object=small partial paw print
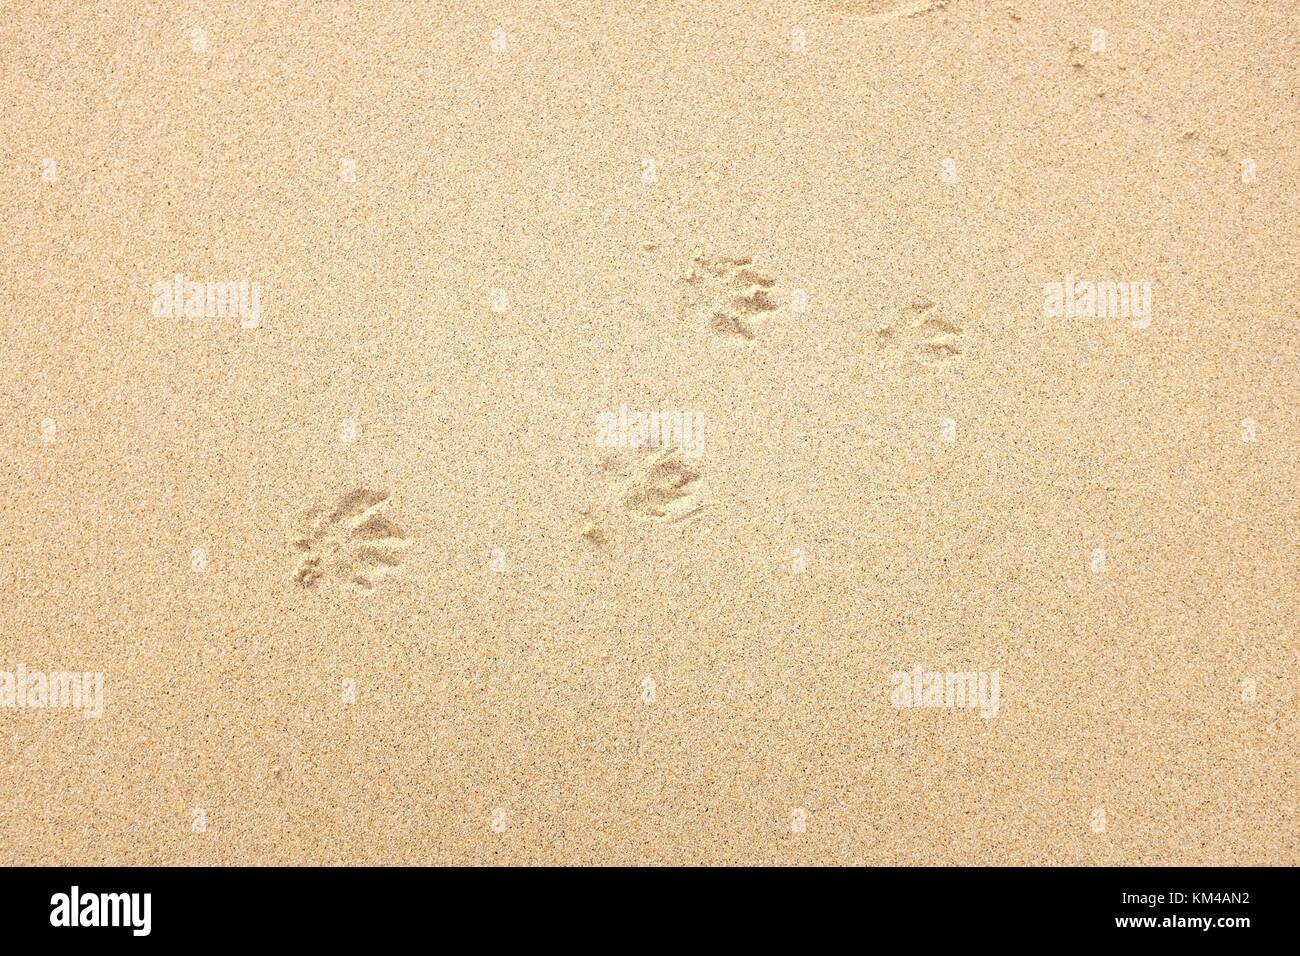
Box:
[291,488,411,591]
[682,253,777,341]
[620,447,704,523]
[580,447,704,544]
[875,298,963,367]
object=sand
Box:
[1,0,1296,866]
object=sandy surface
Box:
[2,0,1296,865]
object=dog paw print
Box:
[620,447,704,523]
[291,488,411,591]
[875,298,963,367]
[580,447,704,544]
[682,253,777,342]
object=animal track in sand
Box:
[580,447,704,545]
[681,254,778,342]
[291,488,411,591]
[875,298,963,368]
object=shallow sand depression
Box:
[1,0,1296,865]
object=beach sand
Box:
[1,0,1296,865]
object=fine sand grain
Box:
[1,0,1297,865]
